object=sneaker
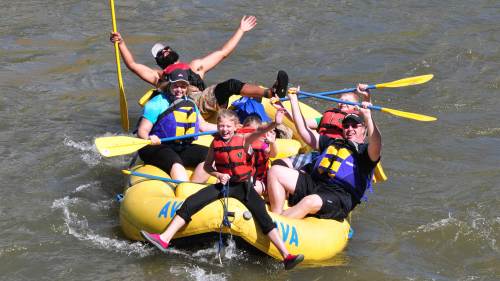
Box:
[271,70,289,98]
[140,230,169,253]
[283,254,304,270]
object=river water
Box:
[1,0,499,280]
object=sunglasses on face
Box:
[342,122,363,129]
[156,46,172,57]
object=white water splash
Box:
[73,181,99,193]
[51,195,153,257]
[63,136,102,167]
[170,265,227,281]
[414,213,459,233]
[0,245,28,258]
[404,212,498,251]
[458,276,481,281]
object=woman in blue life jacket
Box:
[137,68,217,182]
[266,79,382,221]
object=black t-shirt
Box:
[315,135,379,202]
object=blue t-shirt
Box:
[143,92,201,124]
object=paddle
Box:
[297,90,437,122]
[109,0,129,132]
[95,130,217,157]
[279,74,434,101]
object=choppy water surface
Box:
[1,0,499,280]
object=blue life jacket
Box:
[150,98,200,142]
[312,139,374,203]
[231,97,271,124]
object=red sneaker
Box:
[140,230,169,253]
[283,254,304,270]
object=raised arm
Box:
[244,108,284,148]
[287,88,321,150]
[356,84,382,161]
[265,130,278,158]
[271,97,318,130]
[189,16,257,78]
[110,32,161,86]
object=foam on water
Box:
[63,136,102,167]
[51,182,154,257]
[170,265,227,281]
[404,211,498,252]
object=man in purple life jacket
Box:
[266,82,382,221]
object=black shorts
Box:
[138,143,209,173]
[289,172,353,221]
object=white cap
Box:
[151,43,165,58]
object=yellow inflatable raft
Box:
[119,90,387,261]
[120,164,351,261]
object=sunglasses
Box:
[156,46,172,57]
[342,122,363,129]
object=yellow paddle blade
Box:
[379,107,437,122]
[376,74,434,88]
[95,136,151,157]
[373,162,388,183]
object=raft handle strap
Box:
[217,183,233,264]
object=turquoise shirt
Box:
[143,92,201,124]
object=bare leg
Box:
[159,215,186,243]
[190,162,210,183]
[282,194,322,219]
[240,83,269,98]
[267,228,289,258]
[170,163,188,181]
[266,165,299,214]
[276,157,293,168]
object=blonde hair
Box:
[339,92,359,102]
[217,109,240,125]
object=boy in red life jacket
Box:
[240,115,278,195]
[140,109,304,270]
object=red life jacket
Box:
[251,140,269,181]
[161,62,206,91]
[317,108,346,139]
[236,127,269,181]
[162,62,190,76]
[212,134,254,183]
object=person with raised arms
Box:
[137,68,216,182]
[272,91,362,170]
[266,79,382,220]
[140,109,304,270]
[109,15,288,121]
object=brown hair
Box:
[242,115,262,127]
